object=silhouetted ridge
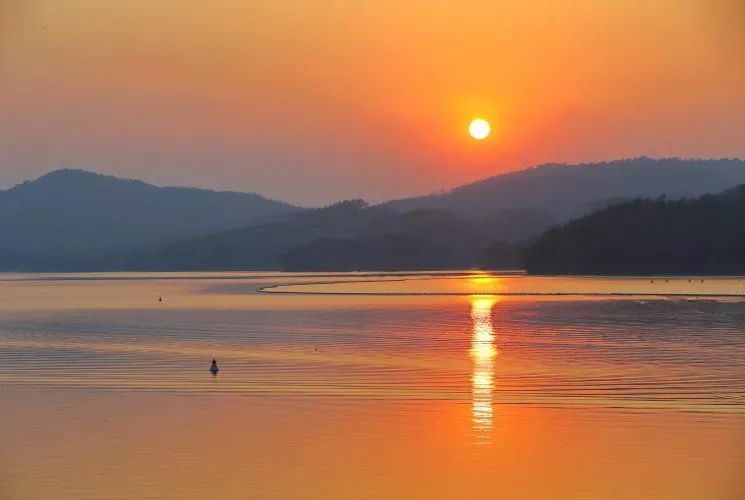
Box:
[523,184,745,275]
[0,169,299,271]
[130,201,538,271]
[3,159,744,272]
[380,158,745,220]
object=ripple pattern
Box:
[1,281,743,413]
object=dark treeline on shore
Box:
[523,184,745,275]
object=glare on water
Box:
[0,272,743,499]
[470,297,498,441]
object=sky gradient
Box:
[1,0,744,205]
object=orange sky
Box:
[1,0,743,205]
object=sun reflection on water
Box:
[470,296,498,443]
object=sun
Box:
[468,118,491,140]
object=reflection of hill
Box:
[524,185,745,275]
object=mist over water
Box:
[1,273,743,499]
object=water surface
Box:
[1,273,743,499]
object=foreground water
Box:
[0,272,743,499]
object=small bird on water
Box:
[209,359,219,375]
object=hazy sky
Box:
[1,0,743,205]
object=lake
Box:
[1,272,743,499]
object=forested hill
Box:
[523,185,745,275]
[129,201,551,271]
[380,157,745,220]
[0,169,299,271]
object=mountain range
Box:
[1,158,744,271]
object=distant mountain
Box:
[281,207,543,271]
[4,158,744,272]
[131,200,372,270]
[523,184,745,275]
[0,169,299,270]
[130,201,538,271]
[380,158,745,220]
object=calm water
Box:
[0,273,743,499]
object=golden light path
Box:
[470,296,498,442]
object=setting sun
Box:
[469,119,491,140]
